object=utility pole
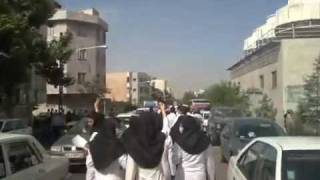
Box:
[58,59,63,113]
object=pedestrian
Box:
[66,111,72,123]
[167,106,177,129]
[85,97,127,180]
[170,115,213,180]
[51,111,65,141]
[284,110,294,135]
[121,111,171,180]
[87,114,127,180]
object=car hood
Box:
[53,134,90,146]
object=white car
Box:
[0,133,69,180]
[0,118,32,135]
[227,137,320,180]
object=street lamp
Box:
[78,45,108,51]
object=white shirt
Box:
[173,145,214,180]
[166,113,177,129]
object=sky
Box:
[58,0,287,97]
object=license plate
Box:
[65,152,84,159]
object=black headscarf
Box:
[121,112,166,169]
[89,116,125,172]
[170,115,210,155]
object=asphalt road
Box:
[67,146,228,180]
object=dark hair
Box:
[178,105,189,115]
[170,106,176,113]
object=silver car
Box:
[0,118,32,135]
[220,117,286,163]
[50,118,90,166]
[0,133,69,180]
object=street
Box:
[68,146,228,180]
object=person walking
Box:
[122,112,171,180]
[170,115,214,180]
[166,106,177,129]
[88,116,127,180]
[85,98,127,180]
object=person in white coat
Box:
[86,111,127,180]
[121,112,171,180]
[170,115,214,180]
[166,106,177,129]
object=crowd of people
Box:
[83,98,214,180]
[33,108,86,147]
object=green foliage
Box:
[78,77,106,97]
[182,91,196,105]
[204,81,250,111]
[254,94,277,120]
[0,0,55,116]
[298,55,320,123]
[37,32,74,88]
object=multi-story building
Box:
[151,79,168,92]
[106,72,152,106]
[46,8,108,111]
[228,0,320,125]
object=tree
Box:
[78,77,107,97]
[0,0,55,116]
[37,32,74,111]
[298,55,320,123]
[182,91,196,105]
[254,94,277,120]
[204,81,250,112]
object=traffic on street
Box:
[2,0,320,180]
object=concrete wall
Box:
[106,72,129,102]
[232,44,284,124]
[231,38,320,126]
[281,38,320,111]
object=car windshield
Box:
[2,120,27,132]
[237,122,283,138]
[215,108,242,117]
[67,119,90,135]
[282,150,320,180]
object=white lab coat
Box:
[174,145,214,180]
[166,113,178,129]
[86,132,127,180]
[125,139,173,180]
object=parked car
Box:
[0,118,32,135]
[0,133,69,180]
[50,118,91,166]
[208,107,243,145]
[220,118,285,162]
[227,137,320,180]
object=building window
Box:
[48,27,54,37]
[272,71,277,89]
[126,77,130,82]
[259,75,264,89]
[77,73,86,84]
[133,88,137,92]
[133,78,137,82]
[78,49,87,61]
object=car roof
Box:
[0,118,24,122]
[228,117,275,125]
[256,137,320,150]
[0,133,31,141]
